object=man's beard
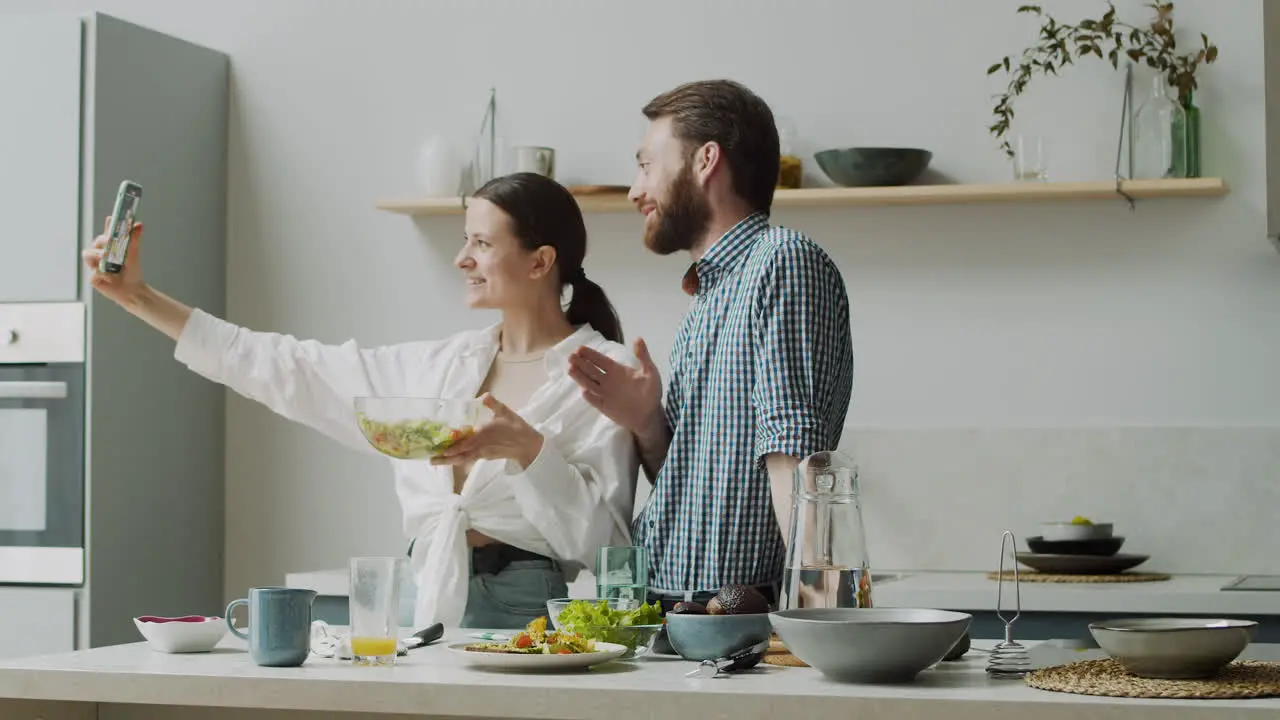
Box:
[644,164,711,256]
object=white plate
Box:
[447,641,628,671]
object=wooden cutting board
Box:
[763,635,808,667]
[567,184,629,196]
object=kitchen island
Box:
[1,632,1277,719]
[287,568,1280,642]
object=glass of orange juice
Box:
[349,556,405,666]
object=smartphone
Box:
[99,180,143,274]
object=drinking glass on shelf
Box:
[349,556,405,666]
[1012,135,1048,182]
[595,545,649,602]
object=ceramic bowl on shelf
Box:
[1040,519,1113,541]
[133,615,227,653]
[353,396,489,460]
[1089,617,1257,679]
[813,147,932,187]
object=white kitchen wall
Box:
[4,0,1276,599]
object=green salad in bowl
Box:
[546,598,664,658]
[353,397,487,460]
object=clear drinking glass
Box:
[1012,135,1048,182]
[595,546,649,602]
[349,556,405,666]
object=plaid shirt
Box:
[632,213,854,594]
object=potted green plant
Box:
[986,2,1218,177]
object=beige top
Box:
[452,350,548,493]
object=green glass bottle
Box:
[1178,89,1201,178]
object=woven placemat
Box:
[1028,659,1280,699]
[762,637,808,667]
[987,570,1171,583]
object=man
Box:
[568,79,854,610]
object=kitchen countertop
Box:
[2,632,1278,719]
[872,571,1280,616]
[286,568,1280,616]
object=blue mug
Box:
[226,587,317,667]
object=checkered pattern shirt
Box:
[632,213,854,594]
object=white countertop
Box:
[2,633,1278,719]
[286,568,1280,616]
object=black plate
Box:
[1025,535,1125,556]
[1015,552,1149,575]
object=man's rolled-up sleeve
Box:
[751,238,854,462]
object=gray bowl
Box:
[814,147,932,187]
[770,608,971,684]
[1089,618,1258,679]
[663,612,772,662]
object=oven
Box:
[0,303,86,585]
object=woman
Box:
[83,172,640,629]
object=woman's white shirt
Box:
[172,309,639,627]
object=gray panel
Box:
[0,15,83,302]
[84,13,228,648]
[1266,2,1280,245]
[0,587,76,659]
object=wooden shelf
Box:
[374,177,1229,217]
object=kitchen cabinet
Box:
[0,11,229,653]
[0,15,83,302]
[0,588,75,660]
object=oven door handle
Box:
[0,381,68,399]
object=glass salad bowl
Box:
[546,598,665,659]
[353,397,489,460]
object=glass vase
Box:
[1132,76,1188,180]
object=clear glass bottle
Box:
[776,115,803,189]
[1179,89,1201,178]
[1132,76,1188,179]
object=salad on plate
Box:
[465,617,596,655]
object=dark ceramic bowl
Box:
[1026,535,1126,556]
[814,147,933,187]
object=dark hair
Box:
[642,79,780,216]
[472,172,624,344]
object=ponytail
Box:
[565,273,624,344]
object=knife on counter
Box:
[401,622,445,652]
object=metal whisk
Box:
[986,529,1032,679]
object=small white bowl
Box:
[1089,617,1257,679]
[1040,520,1113,541]
[133,615,227,653]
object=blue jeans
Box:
[463,558,568,629]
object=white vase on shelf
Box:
[415,135,462,198]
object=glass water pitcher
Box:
[780,450,873,610]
